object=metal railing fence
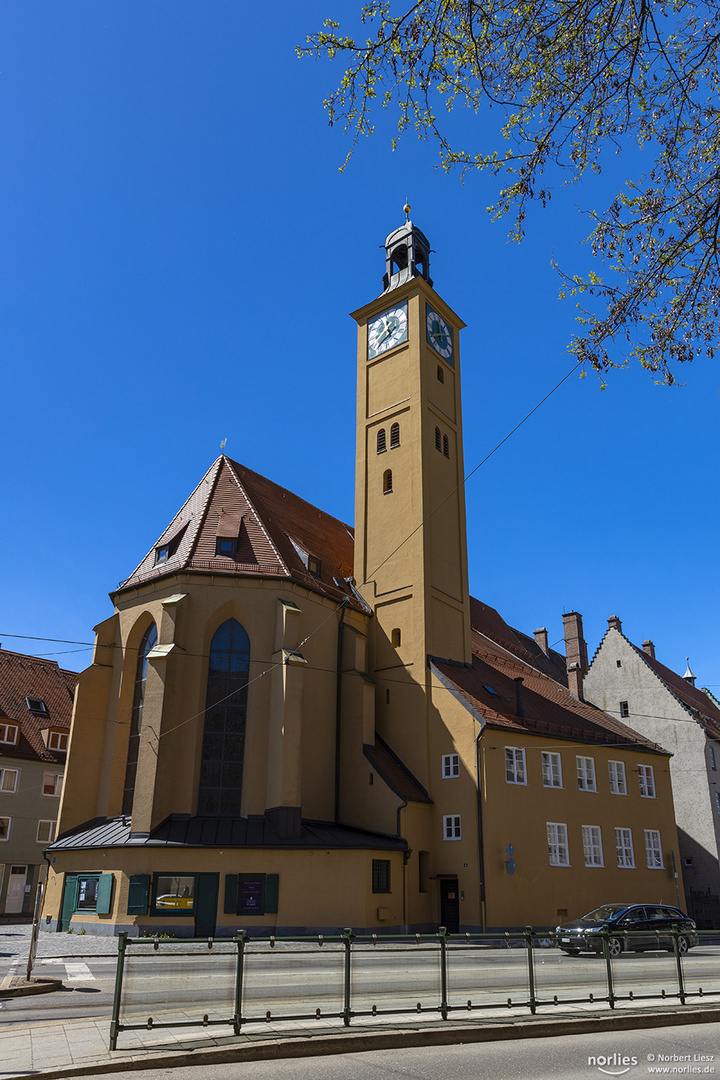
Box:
[108,926,720,1050]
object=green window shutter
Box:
[127,875,151,916]
[224,874,239,915]
[265,874,279,914]
[96,874,114,915]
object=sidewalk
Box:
[2,923,720,1078]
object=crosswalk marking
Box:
[65,962,95,982]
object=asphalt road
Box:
[64,1021,720,1080]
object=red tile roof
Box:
[0,648,75,764]
[433,630,666,754]
[116,457,367,611]
[630,646,720,740]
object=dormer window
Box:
[154,523,188,566]
[26,697,47,715]
[0,722,19,745]
[215,537,237,558]
[155,545,169,565]
[48,731,68,752]
[308,556,321,577]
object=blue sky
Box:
[2,1,718,690]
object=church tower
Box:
[352,210,472,783]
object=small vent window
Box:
[435,427,442,452]
[377,428,387,454]
[383,470,393,494]
[372,858,391,893]
[391,628,401,648]
[620,700,629,718]
[443,433,450,458]
[437,365,444,383]
[26,697,47,715]
[390,423,400,448]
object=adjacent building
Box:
[584,617,720,926]
[43,218,685,935]
[0,648,75,915]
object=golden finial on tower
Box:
[403,200,411,222]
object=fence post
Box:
[342,928,353,1026]
[233,931,247,1035]
[525,927,537,1015]
[671,924,686,1005]
[600,928,616,1009]
[109,932,128,1051]
[438,925,448,1020]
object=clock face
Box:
[426,305,453,364]
[368,302,408,359]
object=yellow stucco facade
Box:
[44,218,684,936]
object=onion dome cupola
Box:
[382,202,433,293]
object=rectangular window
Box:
[0,768,19,793]
[576,756,597,792]
[582,825,604,867]
[42,772,62,797]
[442,753,459,778]
[505,747,526,785]
[215,537,237,557]
[710,745,717,771]
[0,723,19,745]
[541,751,563,788]
[25,697,47,715]
[620,701,630,718]
[615,827,635,868]
[153,875,195,914]
[0,817,11,841]
[443,815,461,840]
[372,859,391,893]
[76,876,100,910]
[645,829,664,868]
[638,764,656,798]
[608,760,627,795]
[547,822,570,866]
[715,792,720,815]
[48,731,68,752]
[36,820,55,844]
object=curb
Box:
[24,1003,720,1079]
[0,976,64,999]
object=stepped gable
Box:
[434,632,666,753]
[631,646,720,740]
[116,457,363,608]
[0,648,75,763]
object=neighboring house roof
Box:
[49,814,407,851]
[0,648,75,764]
[432,625,667,755]
[470,598,568,685]
[116,456,369,612]
[610,636,720,741]
[364,736,432,803]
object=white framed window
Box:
[541,751,563,788]
[576,756,597,792]
[48,731,68,752]
[505,747,526,785]
[615,827,635,868]
[547,822,570,866]
[582,825,604,867]
[36,820,55,844]
[442,754,459,778]
[645,829,663,868]
[0,817,10,841]
[443,815,461,840]
[0,723,19,745]
[0,768,19,793]
[638,764,656,798]
[42,773,62,797]
[608,760,627,795]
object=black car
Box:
[556,903,698,957]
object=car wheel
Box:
[676,936,689,955]
[607,936,623,958]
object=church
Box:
[44,217,683,935]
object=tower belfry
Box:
[382,208,433,293]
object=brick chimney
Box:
[563,611,588,701]
[643,640,656,659]
[608,615,622,633]
[534,627,549,655]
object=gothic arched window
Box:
[122,623,158,816]
[197,618,250,816]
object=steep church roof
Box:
[116,456,367,611]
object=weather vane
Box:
[220,438,227,452]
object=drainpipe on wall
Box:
[334,598,349,824]
[475,734,487,932]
